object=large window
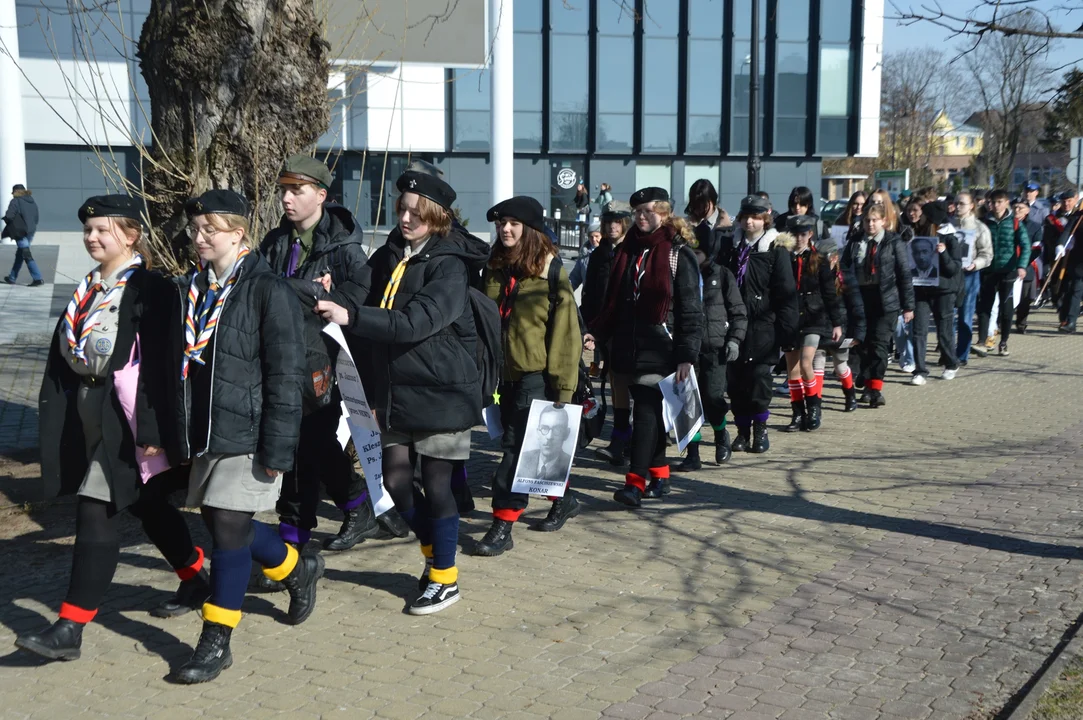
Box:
[596,3,635,152]
[515,3,543,151]
[641,4,679,153]
[818,0,853,154]
[731,0,766,154]
[550,3,589,152]
[774,0,810,154]
[453,69,491,151]
[686,0,725,154]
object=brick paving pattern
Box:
[0,310,1081,719]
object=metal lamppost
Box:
[746,0,761,194]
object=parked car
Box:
[819,199,849,227]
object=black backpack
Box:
[284,279,340,416]
[466,286,504,408]
[545,259,606,447]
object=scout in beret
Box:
[630,186,669,208]
[396,170,457,212]
[17,193,206,664]
[738,194,773,218]
[786,214,818,234]
[486,195,547,234]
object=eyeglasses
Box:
[186,224,220,240]
[537,426,562,436]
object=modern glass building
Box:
[12,0,882,233]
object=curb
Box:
[1003,610,1083,720]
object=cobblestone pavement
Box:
[1,309,1082,720]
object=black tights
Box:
[200,506,254,550]
[628,385,668,478]
[382,445,457,519]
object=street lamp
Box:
[747,0,761,194]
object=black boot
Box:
[715,429,732,464]
[531,493,581,532]
[784,401,806,432]
[750,421,770,454]
[674,442,702,472]
[280,552,325,625]
[15,619,83,661]
[252,574,285,593]
[596,432,629,466]
[859,388,873,404]
[731,426,751,452]
[323,497,381,551]
[172,622,233,684]
[843,387,858,412]
[374,507,411,539]
[644,476,672,499]
[151,569,212,618]
[613,485,643,508]
[804,396,822,431]
[869,390,886,408]
[474,519,514,556]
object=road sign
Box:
[1068,158,1081,189]
[1071,137,1082,159]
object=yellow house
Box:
[932,111,983,156]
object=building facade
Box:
[13,0,883,233]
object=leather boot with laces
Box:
[531,493,581,532]
[172,622,233,684]
[15,619,83,661]
[731,426,751,452]
[613,485,643,507]
[473,519,514,556]
[323,497,380,551]
[843,387,858,412]
[674,442,702,472]
[151,569,212,618]
[715,429,732,464]
[750,421,770,453]
[374,507,410,539]
[784,401,806,432]
[804,396,822,431]
[280,552,325,625]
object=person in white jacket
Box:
[953,192,994,363]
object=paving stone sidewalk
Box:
[0,310,1082,720]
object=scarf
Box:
[181,248,250,379]
[62,255,143,364]
[594,224,677,335]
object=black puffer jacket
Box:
[580,238,619,328]
[173,253,306,471]
[719,228,799,364]
[592,226,704,379]
[332,227,490,434]
[695,219,747,354]
[841,230,916,314]
[39,269,175,510]
[260,203,369,285]
[776,233,844,339]
[837,262,866,345]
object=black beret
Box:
[630,187,669,207]
[817,237,839,257]
[78,194,144,225]
[601,200,633,219]
[186,189,251,218]
[487,196,547,234]
[922,200,950,227]
[397,170,457,210]
[279,154,333,189]
[739,195,772,215]
[787,214,818,233]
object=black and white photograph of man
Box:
[910,236,940,287]
[513,401,581,490]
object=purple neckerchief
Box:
[285,239,302,277]
[736,238,754,286]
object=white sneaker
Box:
[941,368,957,380]
[910,374,926,386]
[901,363,916,374]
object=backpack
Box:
[545,258,606,447]
[466,286,504,408]
[284,279,340,416]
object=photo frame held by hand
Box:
[909,236,940,287]
[511,400,582,498]
[659,367,705,454]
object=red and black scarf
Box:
[593,224,677,336]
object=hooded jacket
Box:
[332,227,490,434]
[955,213,994,272]
[840,229,915,315]
[260,203,368,285]
[3,194,38,238]
[694,219,747,354]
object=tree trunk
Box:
[137,0,330,272]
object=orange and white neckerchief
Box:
[61,255,143,364]
[181,248,249,379]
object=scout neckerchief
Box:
[736,236,754,287]
[380,256,410,309]
[62,254,143,364]
[632,248,650,302]
[181,247,250,379]
[498,271,520,328]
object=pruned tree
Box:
[1042,67,1083,152]
[964,9,1054,187]
[137,0,332,262]
[889,0,1083,53]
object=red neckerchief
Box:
[499,274,518,325]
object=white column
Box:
[489,0,514,206]
[0,0,26,196]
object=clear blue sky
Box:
[882,1,1082,77]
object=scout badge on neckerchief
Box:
[61,254,143,364]
[181,247,250,379]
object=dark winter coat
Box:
[718,228,799,365]
[3,195,38,239]
[837,262,866,345]
[776,234,844,339]
[1063,211,1083,280]
[38,269,175,509]
[260,203,369,285]
[580,238,619,328]
[173,253,306,472]
[841,230,915,315]
[694,217,747,354]
[593,234,704,379]
[332,227,490,434]
[1020,216,1043,282]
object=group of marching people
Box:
[14,150,1082,685]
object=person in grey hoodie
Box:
[953,192,993,363]
[3,184,43,286]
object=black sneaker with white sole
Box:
[409,581,460,615]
